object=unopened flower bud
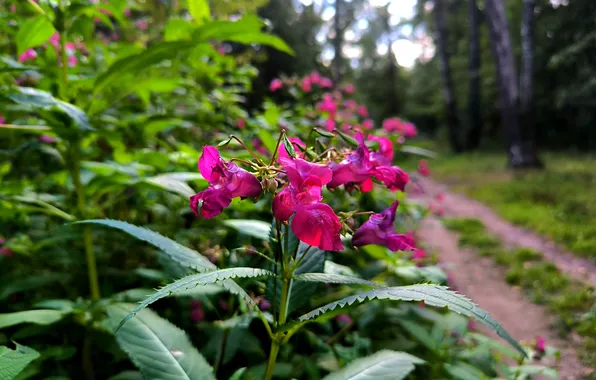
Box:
[262,178,278,193]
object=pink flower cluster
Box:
[189,132,413,253]
[0,237,12,257]
[18,32,82,67]
[269,71,333,93]
[382,117,417,137]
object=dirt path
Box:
[415,177,596,287]
[411,180,589,379]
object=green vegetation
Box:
[433,152,596,260]
[444,217,596,368]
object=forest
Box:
[0,0,594,379]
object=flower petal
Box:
[292,203,343,251]
[190,188,232,219]
[198,146,222,183]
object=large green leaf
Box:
[116,268,272,330]
[0,310,65,329]
[294,285,526,357]
[323,350,424,380]
[76,220,215,272]
[4,87,92,131]
[224,219,271,240]
[293,273,379,287]
[92,41,196,96]
[444,362,490,380]
[0,343,40,380]
[105,303,215,380]
[188,0,210,24]
[142,173,204,198]
[16,16,56,55]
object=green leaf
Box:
[400,145,437,158]
[336,130,359,147]
[313,128,335,138]
[229,368,247,380]
[0,342,40,380]
[143,173,201,198]
[444,362,490,380]
[116,268,272,330]
[188,0,210,24]
[257,129,277,153]
[323,350,424,380]
[293,273,378,287]
[295,285,527,357]
[282,134,296,158]
[16,16,56,55]
[0,273,67,301]
[4,87,92,131]
[0,310,65,329]
[164,18,194,41]
[93,41,196,96]
[224,219,271,240]
[104,303,215,380]
[507,365,557,379]
[76,219,216,272]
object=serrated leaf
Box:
[188,0,210,24]
[0,310,65,329]
[295,285,526,357]
[4,87,92,131]
[282,134,296,158]
[293,273,379,287]
[105,303,215,380]
[0,342,40,380]
[323,350,424,380]
[16,16,56,55]
[224,220,271,240]
[117,268,272,330]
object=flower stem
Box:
[264,340,280,380]
[70,142,101,301]
[269,130,286,165]
[265,274,292,380]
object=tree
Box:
[465,0,482,150]
[520,0,538,155]
[434,0,463,152]
[333,0,344,83]
[484,0,541,167]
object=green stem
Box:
[71,142,101,301]
[264,340,280,380]
[58,24,69,100]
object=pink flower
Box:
[236,119,246,129]
[317,94,337,116]
[190,146,262,218]
[190,300,204,322]
[18,49,37,63]
[309,71,321,85]
[536,336,545,352]
[402,122,418,137]
[39,135,57,144]
[436,193,445,201]
[0,247,12,256]
[320,77,333,88]
[362,119,373,130]
[124,8,132,17]
[10,4,16,12]
[368,135,393,166]
[65,42,76,53]
[324,118,335,132]
[49,32,60,48]
[273,158,343,251]
[135,20,148,30]
[259,299,271,311]
[278,137,306,161]
[357,105,368,117]
[68,55,78,67]
[301,77,312,92]
[344,84,355,94]
[269,78,283,92]
[0,113,5,124]
[352,201,415,252]
[412,249,425,266]
[417,160,430,176]
[0,237,5,245]
[335,314,352,324]
[344,100,357,110]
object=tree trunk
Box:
[466,0,482,150]
[434,0,463,153]
[382,5,400,114]
[333,0,343,84]
[484,0,542,168]
[520,0,543,167]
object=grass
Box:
[443,217,596,371]
[424,150,596,260]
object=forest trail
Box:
[413,177,596,287]
[411,179,589,380]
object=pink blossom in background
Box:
[402,122,417,137]
[0,247,12,256]
[301,77,312,92]
[335,314,352,324]
[10,4,16,12]
[0,113,5,124]
[344,83,355,94]
[273,157,343,251]
[68,55,78,67]
[536,336,546,352]
[18,49,37,63]
[259,299,271,311]
[236,119,246,129]
[190,146,262,218]
[357,105,368,118]
[135,20,148,30]
[252,138,269,155]
[111,32,120,41]
[269,78,283,92]
[317,94,337,116]
[320,77,333,88]
[39,135,57,144]
[65,42,75,53]
[0,237,5,245]
[190,300,204,322]
[217,46,226,55]
[324,118,335,132]
[344,100,357,110]
[362,119,373,130]
[309,71,321,85]
[124,8,132,17]
[417,160,430,177]
[98,8,112,16]
[436,193,445,201]
[412,249,426,264]
[352,201,415,252]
